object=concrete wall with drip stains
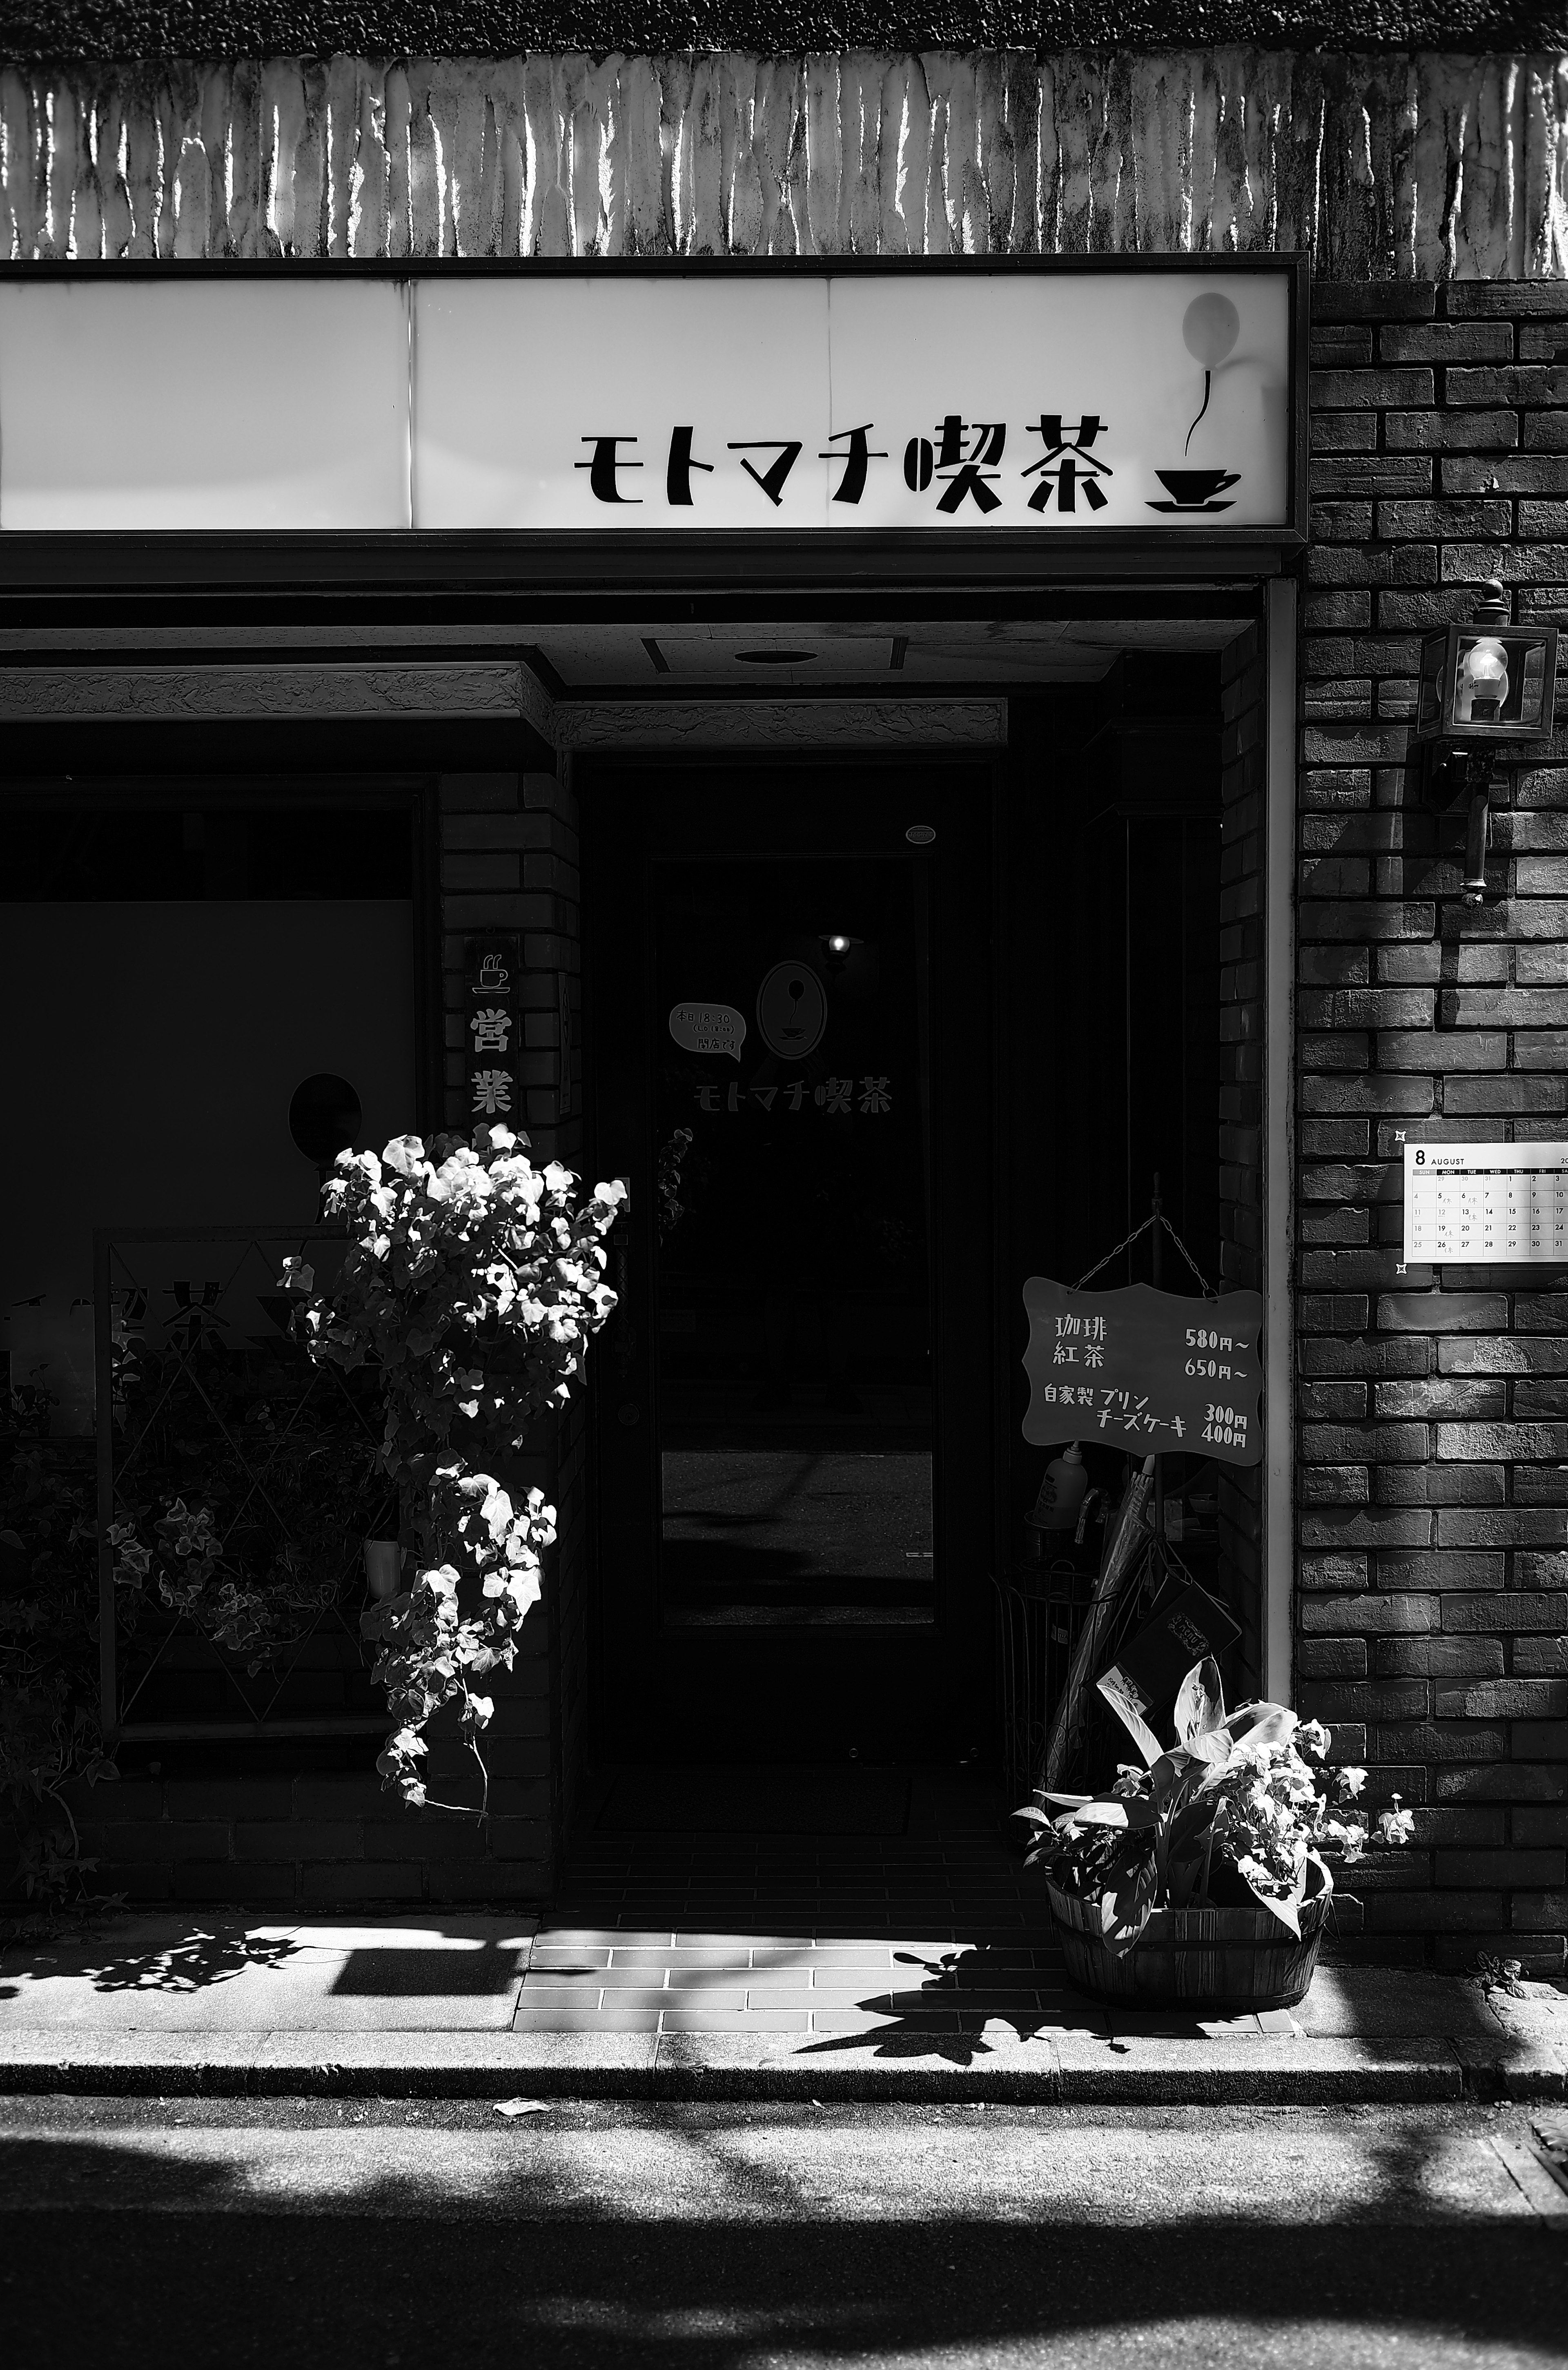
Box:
[1,51,1567,276]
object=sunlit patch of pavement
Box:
[0,2100,1555,2224]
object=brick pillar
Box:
[440,768,580,1150]
[1295,281,1568,1974]
[424,764,587,1898]
[1218,624,1267,1693]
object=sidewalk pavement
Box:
[1,1910,1564,2104]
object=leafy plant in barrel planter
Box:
[281,1125,625,1815]
[1022,1657,1412,2010]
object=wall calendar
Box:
[1403,1141,1568,1264]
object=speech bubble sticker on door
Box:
[669,1003,746,1061]
[756,962,828,1060]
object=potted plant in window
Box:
[1022,1656,1411,2010]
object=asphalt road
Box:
[0,2100,1563,2370]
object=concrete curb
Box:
[0,2030,1559,2104]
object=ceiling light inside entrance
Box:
[735,650,816,665]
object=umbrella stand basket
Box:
[1046,1859,1333,2013]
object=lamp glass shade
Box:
[1416,633,1448,737]
[1411,621,1558,744]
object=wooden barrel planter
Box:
[1046,1858,1332,2011]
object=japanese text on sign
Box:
[691,1076,893,1115]
[576,413,1123,521]
[464,936,523,1131]
[1021,1279,1265,1468]
[670,1002,747,1061]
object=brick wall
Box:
[1298,279,1568,1976]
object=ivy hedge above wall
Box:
[2,5,1566,62]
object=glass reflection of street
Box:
[660,1448,935,1624]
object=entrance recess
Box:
[585,759,995,1764]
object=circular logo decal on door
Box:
[756,962,828,1060]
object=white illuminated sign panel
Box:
[0,269,1294,535]
[414,272,1292,532]
[0,280,413,532]
[1403,1142,1568,1264]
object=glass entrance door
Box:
[585,761,995,1764]
[657,848,935,1629]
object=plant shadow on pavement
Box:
[0,2121,1561,2370]
[2,1924,302,1994]
[795,1941,1240,2061]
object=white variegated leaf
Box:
[1173,1656,1226,1749]
[1224,1702,1298,1752]
[1057,1796,1157,1832]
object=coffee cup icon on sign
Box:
[1148,292,1244,513]
[1148,467,1241,513]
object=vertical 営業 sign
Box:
[463,936,523,1136]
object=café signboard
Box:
[1021,1278,1265,1468]
[415,272,1294,532]
[0,267,1298,536]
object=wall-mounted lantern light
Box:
[1410,579,1559,905]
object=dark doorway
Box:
[584,759,996,1765]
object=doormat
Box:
[598,1766,911,1837]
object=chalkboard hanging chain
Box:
[1073,1213,1215,1299]
[1158,1215,1216,1298]
[1072,1215,1155,1290]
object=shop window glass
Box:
[1,803,416,1432]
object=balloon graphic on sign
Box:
[756,962,828,1060]
[669,1003,746,1061]
[1181,293,1241,453]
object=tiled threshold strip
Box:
[519,1928,1078,2037]
[527,1828,1060,2039]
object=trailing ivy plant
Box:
[282,1125,625,1814]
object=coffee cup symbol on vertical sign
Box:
[669,1003,746,1061]
[756,962,828,1060]
[1148,292,1241,513]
